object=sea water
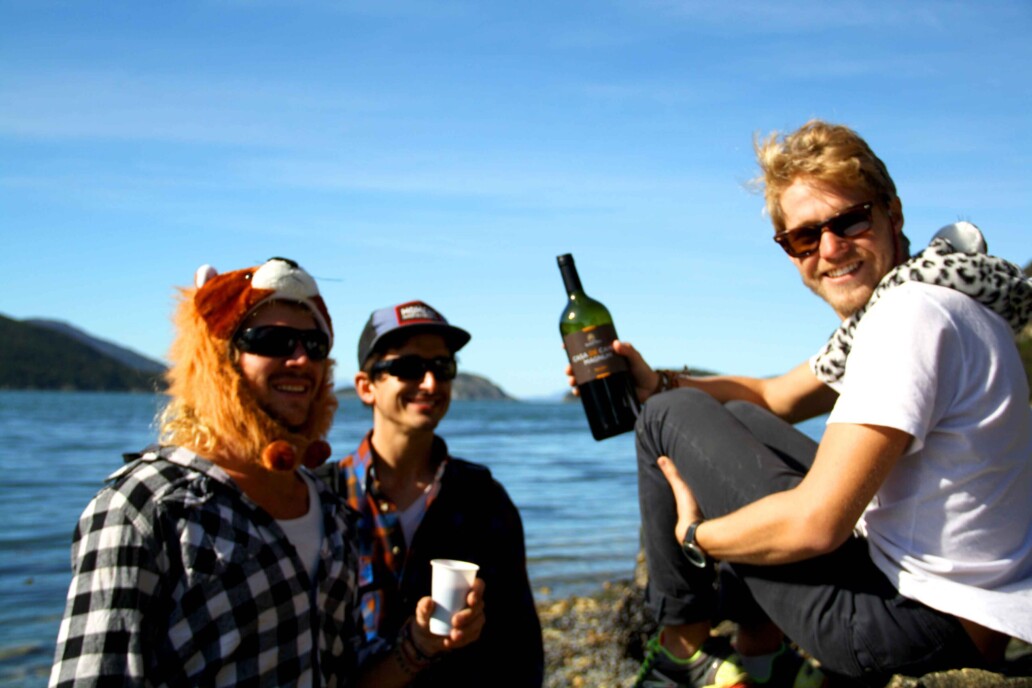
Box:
[0,391,824,685]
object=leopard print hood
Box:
[811,223,1032,385]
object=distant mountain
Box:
[0,314,166,392]
[336,372,514,401]
[27,318,167,374]
[2,314,522,399]
[451,372,514,400]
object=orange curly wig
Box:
[158,259,338,471]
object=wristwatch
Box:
[681,519,709,568]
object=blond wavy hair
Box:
[754,120,899,234]
[158,288,338,464]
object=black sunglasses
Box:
[235,326,330,361]
[371,355,457,382]
[774,202,875,258]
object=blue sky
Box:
[2,0,1030,399]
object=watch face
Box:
[681,541,707,568]
[681,520,708,568]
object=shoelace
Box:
[633,638,666,686]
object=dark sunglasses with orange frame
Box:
[774,202,875,258]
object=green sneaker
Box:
[633,633,752,688]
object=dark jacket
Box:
[319,435,544,686]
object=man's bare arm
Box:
[661,422,912,565]
[607,340,837,423]
[680,361,838,423]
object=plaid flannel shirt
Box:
[49,446,361,687]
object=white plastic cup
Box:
[429,558,479,636]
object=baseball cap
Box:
[357,300,470,368]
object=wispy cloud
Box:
[0,69,394,145]
[207,0,470,19]
[629,0,980,34]
[225,151,733,205]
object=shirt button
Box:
[380,502,391,511]
[392,546,401,556]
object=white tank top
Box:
[276,472,323,580]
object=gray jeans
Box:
[635,388,984,684]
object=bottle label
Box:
[564,324,628,385]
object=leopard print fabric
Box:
[811,236,1032,385]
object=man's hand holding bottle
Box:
[564,339,665,404]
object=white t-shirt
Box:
[274,471,324,688]
[397,483,432,548]
[277,471,324,580]
[822,281,1032,641]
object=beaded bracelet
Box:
[651,370,670,396]
[652,367,692,395]
[395,618,440,674]
[393,644,422,675]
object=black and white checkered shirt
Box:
[49,446,361,687]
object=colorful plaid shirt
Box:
[49,446,362,687]
[337,432,446,642]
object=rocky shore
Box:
[537,561,1032,688]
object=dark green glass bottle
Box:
[557,254,640,440]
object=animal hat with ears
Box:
[160,257,338,472]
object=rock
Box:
[538,582,641,688]
[884,668,1032,687]
[537,572,1032,687]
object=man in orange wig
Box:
[50,257,483,687]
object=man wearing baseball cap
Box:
[319,300,543,685]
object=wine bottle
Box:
[557,253,640,440]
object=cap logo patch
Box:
[396,301,444,324]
